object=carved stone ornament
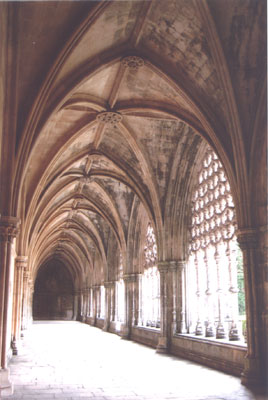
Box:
[0,216,20,242]
[121,56,144,70]
[96,111,122,126]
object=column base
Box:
[216,324,226,339]
[120,325,130,340]
[0,368,13,397]
[156,336,168,353]
[11,337,19,355]
[241,357,265,392]
[195,321,203,335]
[205,323,214,337]
[102,322,109,332]
[229,326,240,341]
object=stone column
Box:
[121,274,136,339]
[21,269,30,334]
[237,229,265,387]
[177,261,187,334]
[226,241,240,340]
[194,253,203,335]
[92,285,99,325]
[0,216,20,396]
[133,273,140,326]
[204,249,214,337]
[103,281,113,331]
[11,257,27,355]
[27,279,34,325]
[215,247,226,339]
[156,262,172,353]
[138,274,143,326]
[110,282,116,322]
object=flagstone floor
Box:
[3,321,267,400]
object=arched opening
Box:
[33,260,75,320]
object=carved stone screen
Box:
[187,147,246,342]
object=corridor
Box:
[5,322,266,400]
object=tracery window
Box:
[139,223,160,328]
[187,148,246,342]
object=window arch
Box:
[187,147,246,342]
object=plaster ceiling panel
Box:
[83,209,112,253]
[207,0,266,149]
[125,116,196,210]
[50,182,78,210]
[90,155,124,177]
[57,1,142,83]
[15,1,95,144]
[82,184,114,221]
[99,125,143,177]
[118,64,193,113]
[76,63,121,101]
[46,124,97,180]
[25,110,96,207]
[140,0,225,117]
[98,178,135,240]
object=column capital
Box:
[92,284,100,289]
[158,260,184,272]
[157,261,169,273]
[177,260,186,270]
[0,216,20,242]
[16,256,28,269]
[236,228,258,250]
[123,273,138,283]
[104,281,115,289]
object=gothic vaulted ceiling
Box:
[1,0,265,282]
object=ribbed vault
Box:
[2,0,263,297]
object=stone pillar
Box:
[11,256,27,355]
[226,241,240,340]
[204,249,214,337]
[133,274,140,326]
[177,261,187,334]
[103,281,113,331]
[92,285,99,325]
[85,288,89,318]
[28,279,34,325]
[138,274,143,326]
[194,253,203,335]
[215,248,226,339]
[21,269,30,334]
[74,291,81,321]
[110,282,116,322]
[237,229,265,388]
[121,274,136,339]
[156,261,173,353]
[0,216,20,396]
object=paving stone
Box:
[3,321,266,400]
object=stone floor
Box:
[3,321,267,400]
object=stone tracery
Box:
[188,147,245,341]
